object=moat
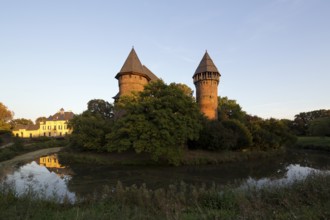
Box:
[1,149,329,203]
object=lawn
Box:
[295,136,330,151]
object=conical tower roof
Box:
[193,51,220,77]
[143,65,159,81]
[115,48,145,79]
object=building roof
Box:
[115,48,159,81]
[47,109,74,121]
[142,65,159,81]
[115,48,145,79]
[113,92,120,100]
[13,124,40,131]
[193,51,220,76]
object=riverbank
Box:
[1,173,329,219]
[0,138,67,163]
[59,148,286,166]
[0,147,63,168]
[294,136,330,151]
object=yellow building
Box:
[13,108,74,138]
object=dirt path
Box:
[0,147,63,168]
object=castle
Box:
[114,48,221,120]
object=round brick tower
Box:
[114,48,158,101]
[193,51,221,120]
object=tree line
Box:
[68,80,298,165]
[1,81,329,164]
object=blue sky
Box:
[1,0,329,121]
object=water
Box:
[0,149,329,202]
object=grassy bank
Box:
[0,173,329,219]
[294,136,330,151]
[0,138,68,163]
[59,148,285,166]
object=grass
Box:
[0,138,68,163]
[294,136,330,151]
[0,173,329,219]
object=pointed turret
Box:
[115,48,145,79]
[193,51,220,77]
[143,65,159,81]
[193,51,221,120]
[114,48,159,101]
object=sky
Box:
[1,0,329,122]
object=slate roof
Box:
[13,124,40,131]
[113,92,120,100]
[115,48,145,78]
[143,65,159,81]
[47,110,74,121]
[115,48,159,81]
[193,51,220,77]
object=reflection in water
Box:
[1,155,75,203]
[1,149,330,202]
[38,154,70,178]
[242,164,330,189]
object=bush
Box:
[189,119,252,151]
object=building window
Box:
[16,134,19,137]
[58,125,61,130]
[44,132,46,137]
[49,132,51,137]
[60,132,62,136]
[54,126,56,130]
[30,133,32,138]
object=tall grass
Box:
[1,173,329,219]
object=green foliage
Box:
[223,119,253,149]
[0,102,13,132]
[292,109,330,135]
[218,96,246,122]
[10,118,33,129]
[107,80,203,165]
[190,119,252,151]
[87,99,114,120]
[308,117,330,137]
[246,117,297,150]
[35,116,47,125]
[69,110,113,151]
[0,174,329,219]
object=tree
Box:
[0,102,14,132]
[247,117,296,150]
[11,118,33,128]
[87,99,114,120]
[69,99,114,151]
[170,83,194,97]
[218,96,246,122]
[308,117,330,137]
[222,119,253,150]
[188,120,238,151]
[35,117,47,125]
[292,109,330,135]
[107,80,203,165]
